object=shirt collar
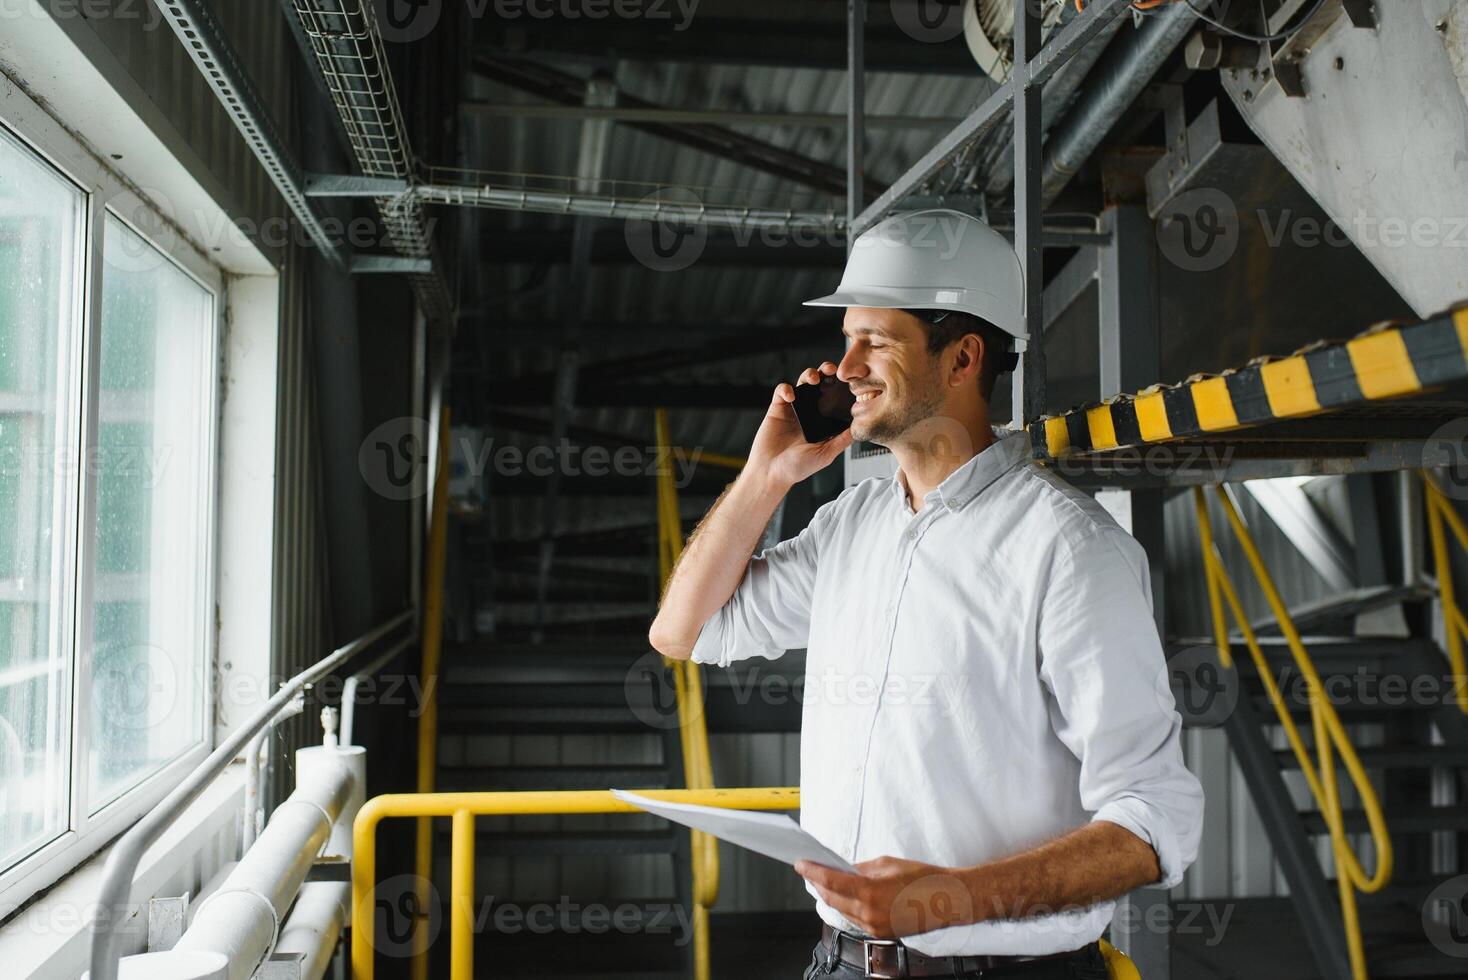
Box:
[889,426,1030,513]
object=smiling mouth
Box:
[853,390,882,408]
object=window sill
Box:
[0,764,243,979]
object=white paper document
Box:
[610,789,858,874]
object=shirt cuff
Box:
[689,611,728,667]
[1092,797,1184,890]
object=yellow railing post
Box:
[1421,472,1468,713]
[1192,485,1393,980]
[451,809,475,980]
[412,406,452,980]
[653,407,725,980]
[351,788,801,980]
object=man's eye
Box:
[869,343,885,350]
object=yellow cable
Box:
[1194,485,1394,980]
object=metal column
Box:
[1097,204,1170,978]
[847,0,865,238]
[1011,0,1046,426]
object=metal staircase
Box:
[1169,479,1468,980]
[433,642,696,979]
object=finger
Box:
[773,382,794,404]
[818,361,839,375]
[797,366,821,386]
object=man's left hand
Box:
[794,856,975,939]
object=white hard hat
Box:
[803,208,1027,342]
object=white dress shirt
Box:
[691,428,1204,957]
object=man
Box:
[649,209,1203,979]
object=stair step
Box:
[1301,805,1468,835]
[440,706,668,734]
[438,764,672,791]
[440,829,680,856]
[1274,744,1468,769]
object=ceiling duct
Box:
[285,0,455,326]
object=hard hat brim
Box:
[802,287,1029,342]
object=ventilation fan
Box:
[963,0,1067,84]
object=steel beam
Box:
[847,0,865,235]
[461,103,957,130]
[473,58,870,197]
[852,0,1132,236]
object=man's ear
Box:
[950,334,984,386]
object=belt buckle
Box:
[862,937,907,979]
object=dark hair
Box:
[901,308,1019,402]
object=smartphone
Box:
[792,375,857,443]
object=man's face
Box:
[836,308,946,445]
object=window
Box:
[0,110,220,912]
[86,216,214,808]
[0,123,84,876]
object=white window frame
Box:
[0,76,223,918]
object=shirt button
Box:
[905,529,916,540]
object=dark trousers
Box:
[800,939,1111,979]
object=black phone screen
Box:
[792,376,856,443]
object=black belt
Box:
[819,923,1095,979]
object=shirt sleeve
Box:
[689,495,840,669]
[1036,525,1205,890]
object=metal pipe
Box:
[167,767,355,980]
[275,882,350,980]
[461,103,958,129]
[1039,2,1197,206]
[415,183,844,233]
[1400,470,1423,589]
[340,637,413,747]
[243,694,306,852]
[87,611,413,980]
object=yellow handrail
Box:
[412,406,452,980]
[1421,472,1468,713]
[351,788,802,980]
[654,407,727,980]
[1193,485,1392,980]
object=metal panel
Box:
[1222,0,1468,317]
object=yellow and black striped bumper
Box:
[1030,308,1468,459]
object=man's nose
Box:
[836,348,865,383]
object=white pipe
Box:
[275,882,349,980]
[340,637,412,747]
[242,694,306,852]
[157,755,355,980]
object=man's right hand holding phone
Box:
[648,362,851,659]
[746,361,853,494]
